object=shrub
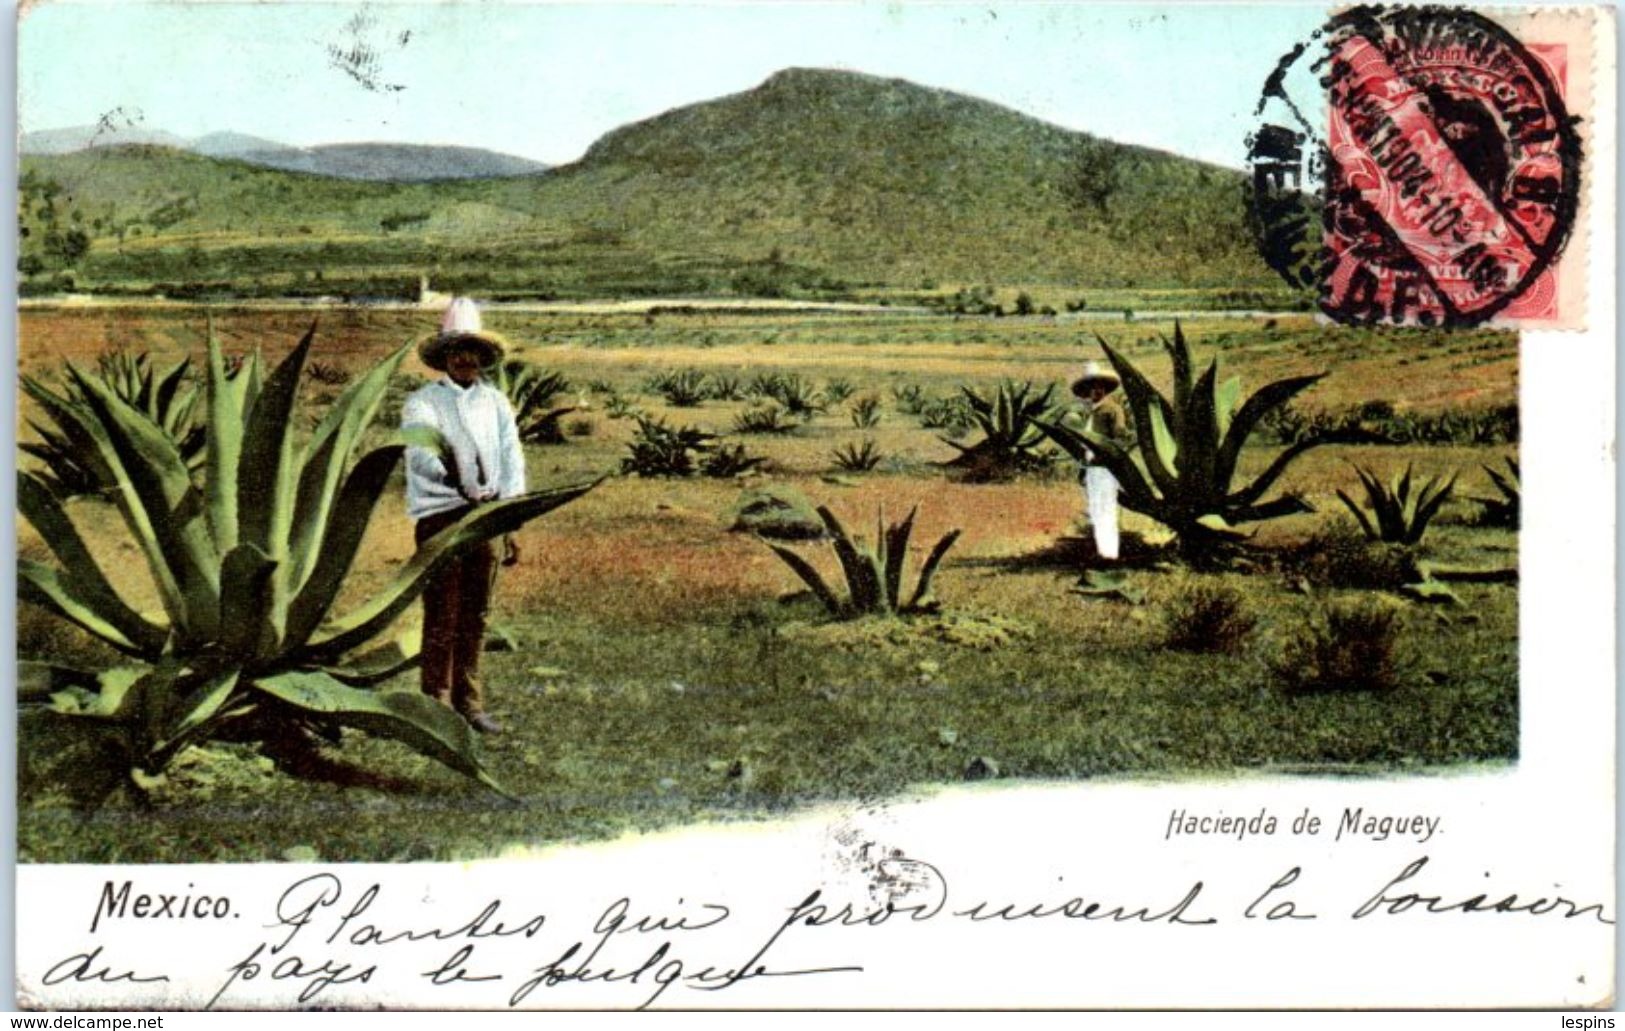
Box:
[763,373,825,416]
[18,323,598,796]
[1289,520,1422,591]
[1162,583,1256,653]
[849,395,883,429]
[1035,321,1327,562]
[764,505,961,617]
[1272,599,1407,696]
[917,394,976,435]
[831,438,884,473]
[1336,464,1457,545]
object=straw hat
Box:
[1071,360,1120,397]
[418,297,511,371]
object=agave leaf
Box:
[152,358,192,425]
[818,506,881,612]
[906,529,962,611]
[219,544,279,661]
[18,471,168,655]
[883,506,918,609]
[1215,376,1243,440]
[1229,494,1313,523]
[151,668,243,759]
[281,445,407,652]
[1222,438,1327,510]
[205,331,246,553]
[26,375,189,625]
[1408,473,1456,545]
[303,478,602,662]
[288,341,414,594]
[47,666,149,720]
[19,560,148,655]
[238,323,315,559]
[321,644,421,687]
[69,364,222,644]
[1336,489,1379,540]
[1214,373,1325,487]
[1097,340,1178,496]
[767,543,844,615]
[1146,404,1179,481]
[1166,323,1193,436]
[253,670,512,797]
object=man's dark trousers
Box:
[415,507,498,718]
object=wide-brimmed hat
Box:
[418,297,511,371]
[1071,360,1121,397]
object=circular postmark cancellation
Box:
[1247,6,1582,326]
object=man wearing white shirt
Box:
[401,298,526,735]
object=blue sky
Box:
[20,2,1327,168]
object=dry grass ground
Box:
[15,306,1520,862]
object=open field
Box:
[16,306,1520,862]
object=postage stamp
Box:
[8,0,1617,1012]
[1248,5,1598,328]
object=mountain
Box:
[21,129,549,181]
[189,131,295,159]
[18,68,1280,298]
[504,67,1267,288]
[231,143,550,182]
[20,125,189,155]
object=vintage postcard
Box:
[11,0,1616,1010]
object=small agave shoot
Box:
[1035,322,1328,562]
[764,505,962,618]
[18,323,599,796]
[23,350,206,498]
[941,381,1055,481]
[1336,464,1457,545]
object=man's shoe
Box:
[466,712,504,736]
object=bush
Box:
[823,378,856,404]
[1162,583,1256,653]
[1289,520,1422,591]
[701,443,766,479]
[648,368,709,407]
[1272,599,1407,696]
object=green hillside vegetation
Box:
[20,69,1291,302]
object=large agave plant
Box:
[491,359,576,444]
[764,505,961,617]
[941,380,1055,480]
[22,350,206,498]
[1034,322,1327,560]
[19,323,599,794]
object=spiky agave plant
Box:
[941,380,1055,480]
[22,350,206,498]
[764,505,961,617]
[1034,322,1327,561]
[18,323,599,795]
[1336,464,1457,545]
[1471,457,1520,528]
[490,360,576,444]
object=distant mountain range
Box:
[19,68,1287,299]
[20,126,550,181]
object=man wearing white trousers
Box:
[1065,361,1129,562]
